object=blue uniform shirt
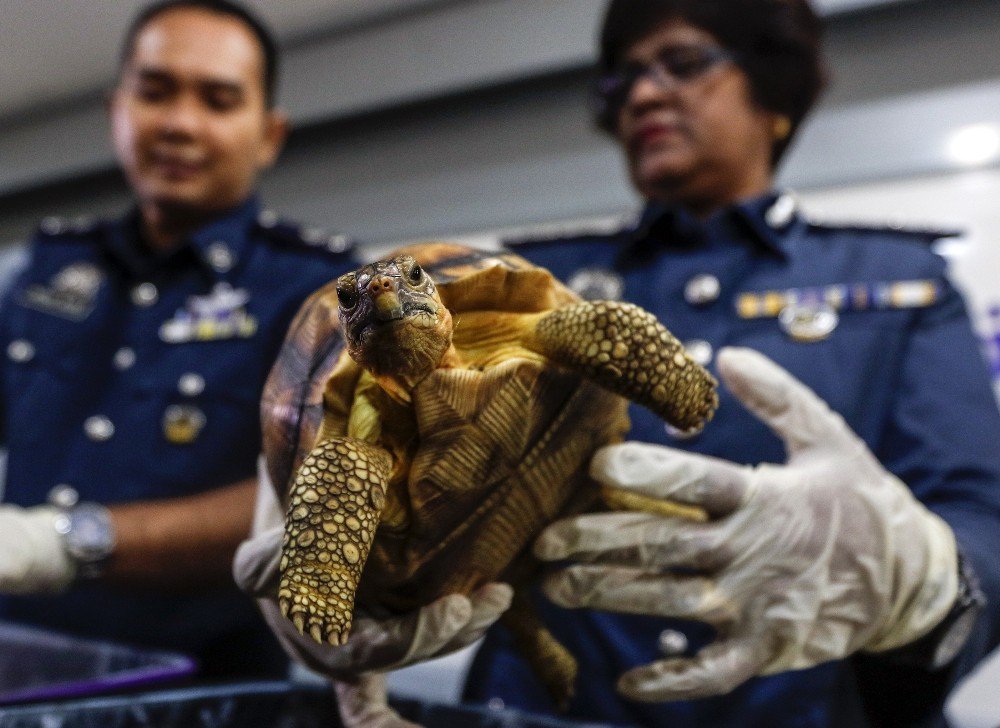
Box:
[0,197,359,676]
[464,193,1000,727]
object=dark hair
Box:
[119,0,279,107]
[598,0,828,164]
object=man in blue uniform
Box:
[464,1,1000,725]
[0,0,357,677]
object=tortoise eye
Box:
[408,263,423,284]
[337,283,358,310]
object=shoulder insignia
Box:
[503,213,635,247]
[36,216,101,239]
[255,210,355,255]
[803,213,962,244]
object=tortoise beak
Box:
[367,274,405,322]
[373,291,404,322]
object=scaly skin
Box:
[280,437,392,645]
[529,300,718,432]
[276,253,719,703]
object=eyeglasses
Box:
[594,45,738,131]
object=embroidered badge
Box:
[20,262,103,320]
[162,404,207,444]
[159,282,257,343]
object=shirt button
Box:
[7,339,35,363]
[178,372,206,397]
[113,347,136,371]
[665,422,701,441]
[131,282,159,307]
[257,210,278,228]
[206,242,235,272]
[684,274,721,307]
[683,339,714,367]
[658,629,689,656]
[84,415,115,442]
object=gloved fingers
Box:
[334,674,423,728]
[431,582,514,657]
[591,442,751,518]
[616,636,770,702]
[542,566,735,624]
[534,512,733,571]
[232,524,283,596]
[255,595,354,676]
[715,347,857,456]
[396,591,475,667]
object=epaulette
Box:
[254,209,355,255]
[803,213,963,244]
[503,213,635,247]
[36,216,102,239]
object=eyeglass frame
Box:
[593,44,740,133]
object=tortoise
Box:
[261,243,718,707]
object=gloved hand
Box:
[0,505,75,594]
[534,346,959,702]
[334,673,421,728]
[234,459,513,679]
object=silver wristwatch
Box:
[47,484,117,579]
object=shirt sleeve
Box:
[855,266,1000,721]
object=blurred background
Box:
[2,0,999,371]
[0,1,998,725]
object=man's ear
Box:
[259,108,289,168]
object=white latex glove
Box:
[0,504,74,594]
[334,674,421,728]
[233,458,513,678]
[534,346,959,702]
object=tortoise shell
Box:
[261,243,630,613]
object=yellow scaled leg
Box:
[528,301,719,432]
[279,436,392,645]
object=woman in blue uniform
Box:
[463,1,1000,725]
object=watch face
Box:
[65,505,116,563]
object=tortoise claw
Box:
[278,575,351,645]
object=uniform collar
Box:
[627,191,800,260]
[103,196,261,279]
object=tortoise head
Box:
[336,254,454,382]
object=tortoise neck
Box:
[374,343,461,405]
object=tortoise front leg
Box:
[528,301,719,433]
[279,436,392,645]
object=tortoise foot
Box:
[529,301,719,431]
[279,436,392,645]
[278,566,355,645]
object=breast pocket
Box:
[125,377,264,495]
[2,325,89,447]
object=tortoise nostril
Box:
[368,276,394,296]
